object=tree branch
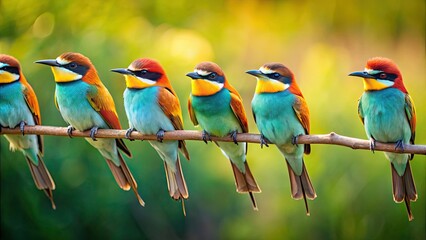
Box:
[1,125,425,155]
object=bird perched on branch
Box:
[35,52,144,206]
[349,57,417,221]
[186,61,261,210]
[111,58,189,214]
[247,63,316,215]
[0,54,56,209]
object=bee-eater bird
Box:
[349,57,417,221]
[0,54,56,209]
[247,63,316,215]
[111,58,189,212]
[186,61,260,210]
[35,52,144,206]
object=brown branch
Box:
[1,125,425,155]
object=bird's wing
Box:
[22,81,43,154]
[404,94,416,145]
[87,85,131,157]
[227,86,249,133]
[357,96,365,125]
[292,95,311,154]
[187,95,198,126]
[158,87,190,160]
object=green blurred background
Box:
[1,0,425,239]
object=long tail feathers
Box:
[164,157,188,216]
[26,156,56,209]
[286,161,316,216]
[391,162,417,221]
[106,154,145,206]
[230,161,261,210]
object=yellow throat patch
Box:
[362,78,389,91]
[255,79,287,93]
[51,67,81,82]
[0,71,18,83]
[191,79,223,96]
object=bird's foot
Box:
[369,138,376,153]
[202,130,212,144]
[90,126,99,141]
[292,135,302,146]
[260,134,270,148]
[18,121,27,135]
[67,125,75,138]
[230,130,238,145]
[395,140,404,152]
[156,129,165,142]
[125,128,136,141]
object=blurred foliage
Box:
[1,0,425,239]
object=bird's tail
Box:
[231,161,261,210]
[286,161,316,216]
[26,155,56,209]
[391,161,417,221]
[106,153,145,206]
[164,156,188,215]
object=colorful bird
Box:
[111,58,189,213]
[247,63,316,215]
[186,61,260,210]
[0,54,56,209]
[349,57,417,221]
[35,52,144,206]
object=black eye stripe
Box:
[133,70,162,81]
[0,66,19,75]
[373,72,397,81]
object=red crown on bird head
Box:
[366,57,407,93]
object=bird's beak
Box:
[348,71,375,79]
[111,68,134,76]
[35,59,60,67]
[246,70,264,78]
[186,72,201,79]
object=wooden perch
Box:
[1,125,425,155]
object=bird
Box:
[35,52,144,206]
[0,54,56,209]
[111,58,189,214]
[349,57,417,221]
[186,61,261,210]
[246,62,316,215]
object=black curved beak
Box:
[35,59,60,67]
[111,68,134,75]
[186,72,201,79]
[246,70,264,78]
[348,71,375,78]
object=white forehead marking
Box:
[195,69,210,76]
[259,67,274,74]
[0,62,9,68]
[56,57,70,65]
[136,76,156,85]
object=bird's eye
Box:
[69,63,77,69]
[379,73,387,79]
[141,70,148,75]
[209,73,216,79]
[273,73,280,78]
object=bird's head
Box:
[186,61,226,96]
[349,57,407,93]
[246,63,299,94]
[36,52,98,83]
[0,54,22,84]
[111,58,169,89]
